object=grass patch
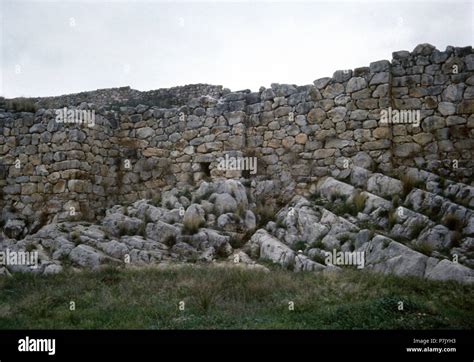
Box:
[400,174,419,199]
[310,253,327,265]
[0,266,472,329]
[413,241,434,257]
[352,191,367,214]
[410,222,425,239]
[150,193,161,207]
[255,198,278,228]
[387,210,398,230]
[182,218,204,235]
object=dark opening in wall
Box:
[200,162,211,178]
[242,169,251,178]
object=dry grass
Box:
[353,191,367,214]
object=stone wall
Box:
[1,43,473,226]
[33,84,227,109]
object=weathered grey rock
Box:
[244,210,256,230]
[210,193,238,216]
[313,77,331,89]
[43,264,63,275]
[346,77,368,93]
[294,254,325,272]
[102,213,144,237]
[216,180,249,208]
[361,236,427,278]
[394,143,421,158]
[322,83,344,99]
[425,259,473,283]
[249,229,296,268]
[136,127,155,139]
[370,72,389,85]
[438,102,456,116]
[442,84,464,102]
[69,245,119,269]
[367,174,403,197]
[413,43,436,56]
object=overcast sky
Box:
[1,0,472,98]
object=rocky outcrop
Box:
[1,176,471,283]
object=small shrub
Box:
[311,253,327,265]
[391,195,400,209]
[25,244,37,252]
[326,197,349,216]
[330,192,347,203]
[151,193,161,207]
[429,204,442,222]
[164,235,177,247]
[451,231,462,248]
[276,219,287,229]
[138,223,147,238]
[438,177,446,189]
[410,222,425,239]
[71,231,81,245]
[387,210,398,230]
[235,203,246,220]
[292,240,307,252]
[310,191,321,202]
[443,214,464,231]
[310,238,325,250]
[118,224,128,237]
[401,174,417,199]
[255,200,277,228]
[338,234,351,243]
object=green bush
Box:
[292,240,307,252]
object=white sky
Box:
[1,0,472,98]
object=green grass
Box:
[0,266,472,329]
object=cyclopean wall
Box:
[0,43,473,226]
